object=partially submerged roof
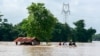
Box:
[14,37,35,42]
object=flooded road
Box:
[0,41,100,56]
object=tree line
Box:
[0,3,96,42]
[92,34,100,41]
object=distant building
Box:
[14,37,40,45]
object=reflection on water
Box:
[23,46,53,56]
[0,41,100,56]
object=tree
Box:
[93,34,100,41]
[72,20,96,42]
[51,23,71,42]
[0,22,15,41]
[0,12,19,41]
[0,12,3,22]
[86,28,96,42]
[0,12,8,23]
[21,3,57,42]
[14,19,27,37]
[73,20,85,42]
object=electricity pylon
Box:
[62,3,70,24]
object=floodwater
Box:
[0,41,100,56]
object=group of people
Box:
[59,41,77,47]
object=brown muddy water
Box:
[0,41,100,56]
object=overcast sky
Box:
[0,0,100,34]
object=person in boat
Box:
[72,42,77,47]
[59,42,62,46]
[16,42,18,45]
[63,42,65,45]
[69,41,73,46]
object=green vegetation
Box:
[0,13,19,41]
[93,34,100,41]
[51,20,96,42]
[71,20,96,42]
[19,3,57,43]
[0,3,96,42]
[51,23,71,42]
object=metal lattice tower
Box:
[62,3,70,24]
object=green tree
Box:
[0,22,15,41]
[72,20,96,42]
[51,23,71,42]
[0,13,8,23]
[51,23,63,42]
[14,19,27,37]
[73,20,85,42]
[86,28,96,42]
[21,3,57,43]
[93,34,100,41]
[0,12,19,41]
[0,12,3,22]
